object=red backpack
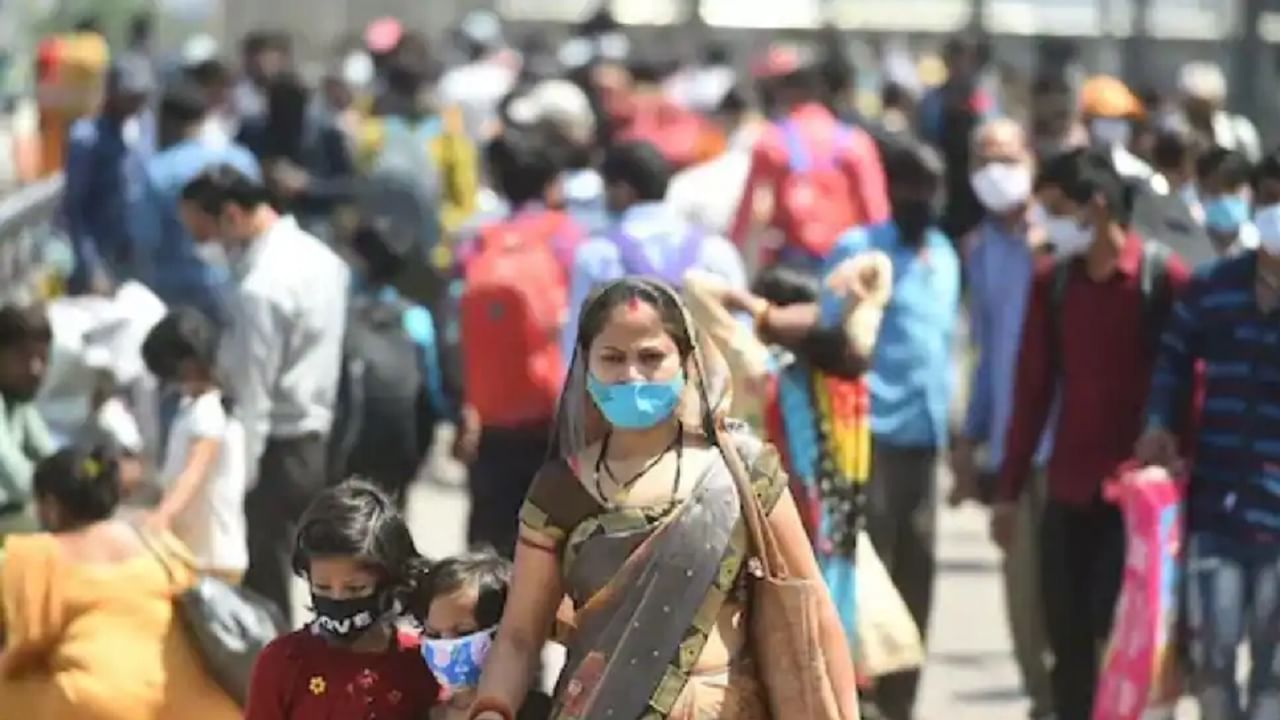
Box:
[460,216,568,428]
[773,120,859,261]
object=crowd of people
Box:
[0,6,1279,720]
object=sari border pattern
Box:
[641,453,786,719]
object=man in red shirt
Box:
[993,148,1190,720]
[729,44,889,272]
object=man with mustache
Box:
[0,304,55,546]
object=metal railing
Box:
[0,173,67,305]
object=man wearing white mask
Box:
[995,148,1191,718]
[952,118,1055,720]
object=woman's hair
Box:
[33,448,121,526]
[575,278,694,360]
[751,265,819,307]
[141,307,221,383]
[424,548,512,629]
[292,479,432,618]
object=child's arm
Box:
[147,396,224,529]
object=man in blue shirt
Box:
[954,119,1055,720]
[131,80,259,324]
[820,141,960,720]
[1138,149,1280,720]
[63,57,156,294]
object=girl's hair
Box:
[576,278,693,360]
[292,479,432,618]
[33,447,121,526]
[142,307,221,382]
[424,547,512,628]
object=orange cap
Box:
[1079,75,1144,119]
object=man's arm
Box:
[961,242,993,446]
[728,141,780,246]
[0,406,42,504]
[1145,273,1204,436]
[995,270,1057,503]
[63,126,105,288]
[843,129,891,226]
[222,292,284,476]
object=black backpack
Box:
[328,295,436,499]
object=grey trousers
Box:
[242,433,328,621]
[862,440,938,720]
[996,470,1054,719]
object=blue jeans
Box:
[1185,532,1280,720]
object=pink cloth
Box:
[1093,466,1184,720]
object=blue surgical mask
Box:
[421,627,496,700]
[586,373,685,430]
[1203,194,1250,234]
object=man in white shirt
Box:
[178,164,349,615]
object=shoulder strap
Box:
[780,120,811,174]
[1139,241,1174,345]
[1047,257,1075,372]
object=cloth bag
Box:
[851,532,925,679]
[1092,466,1185,720]
[717,426,855,720]
[133,527,286,705]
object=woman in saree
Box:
[467,277,858,720]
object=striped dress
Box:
[764,351,871,641]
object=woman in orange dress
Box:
[0,449,240,720]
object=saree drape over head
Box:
[522,278,788,719]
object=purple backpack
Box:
[609,226,706,287]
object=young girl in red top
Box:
[244,479,440,719]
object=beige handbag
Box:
[717,428,858,720]
[852,531,925,678]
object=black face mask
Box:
[311,592,384,642]
[892,198,936,244]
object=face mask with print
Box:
[1254,203,1280,254]
[970,162,1032,214]
[421,627,496,700]
[1044,214,1093,256]
[587,372,685,430]
[311,592,384,642]
[1202,194,1250,235]
[1089,117,1132,148]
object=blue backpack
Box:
[609,226,705,287]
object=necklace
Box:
[593,423,684,504]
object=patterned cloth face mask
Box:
[421,627,497,699]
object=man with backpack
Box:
[355,32,478,309]
[328,220,454,511]
[993,149,1191,720]
[730,43,888,274]
[452,127,583,557]
[562,141,746,363]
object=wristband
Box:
[467,697,515,720]
[751,301,772,335]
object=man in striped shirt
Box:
[1138,149,1280,720]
